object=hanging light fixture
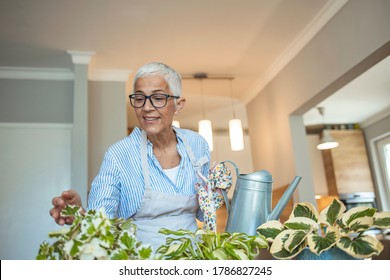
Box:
[195,73,213,151]
[228,79,244,151]
[317,107,339,150]
[199,119,213,150]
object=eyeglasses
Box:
[129,93,179,108]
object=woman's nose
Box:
[142,97,155,111]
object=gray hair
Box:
[133,62,182,97]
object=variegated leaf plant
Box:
[37,205,154,260]
[257,199,390,259]
[156,228,268,260]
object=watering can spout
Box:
[267,176,302,221]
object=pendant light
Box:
[317,107,339,150]
[228,79,244,151]
[196,73,213,151]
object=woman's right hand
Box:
[49,190,84,225]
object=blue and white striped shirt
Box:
[88,127,210,221]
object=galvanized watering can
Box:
[221,161,302,236]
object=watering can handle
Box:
[220,160,240,214]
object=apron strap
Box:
[141,131,151,189]
[173,127,208,174]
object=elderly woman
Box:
[50,62,210,250]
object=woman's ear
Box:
[174,97,186,115]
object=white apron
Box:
[132,129,208,250]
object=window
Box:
[372,133,390,211]
[377,135,390,192]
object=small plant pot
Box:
[294,247,359,260]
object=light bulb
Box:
[229,119,244,151]
[317,130,339,150]
[198,120,213,151]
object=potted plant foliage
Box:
[37,205,269,260]
[156,228,268,260]
[257,198,390,260]
[37,205,153,260]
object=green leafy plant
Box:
[257,198,390,259]
[37,205,153,260]
[156,228,268,260]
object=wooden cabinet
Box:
[322,130,374,195]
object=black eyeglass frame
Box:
[128,93,179,108]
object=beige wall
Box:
[246,0,390,201]
[88,81,128,189]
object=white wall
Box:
[0,69,130,260]
[0,123,71,259]
[307,134,329,196]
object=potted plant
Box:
[156,228,268,260]
[257,198,390,260]
[37,205,268,260]
[37,205,153,260]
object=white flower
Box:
[79,238,108,260]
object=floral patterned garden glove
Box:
[195,162,232,231]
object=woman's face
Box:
[133,75,185,136]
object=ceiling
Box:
[0,0,389,130]
[303,55,390,127]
